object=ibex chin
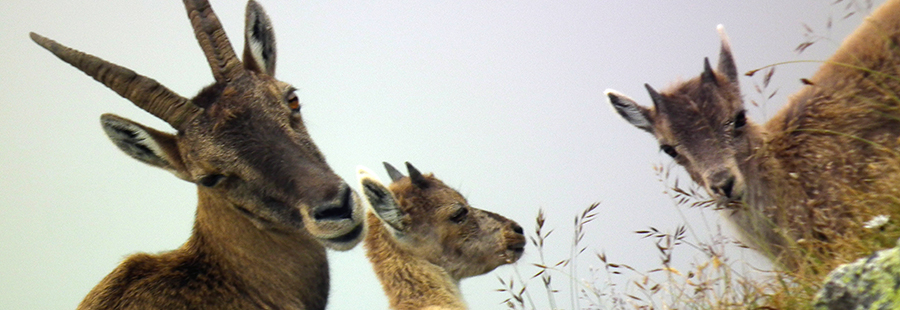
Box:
[31,0,365,309]
[358,163,526,310]
[606,0,900,267]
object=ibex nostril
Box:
[511,223,524,235]
[720,177,735,198]
[710,173,736,198]
[314,187,354,221]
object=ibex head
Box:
[31,0,365,250]
[606,26,755,204]
[359,163,526,280]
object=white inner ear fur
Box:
[101,117,168,166]
[247,36,267,72]
[357,166,406,233]
[100,115,195,182]
[245,4,274,75]
[605,89,653,131]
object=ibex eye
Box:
[660,144,678,158]
[449,207,469,224]
[286,91,300,113]
[199,174,226,188]
[733,110,747,129]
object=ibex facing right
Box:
[607,0,900,266]
[359,163,526,310]
[32,0,365,308]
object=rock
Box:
[814,240,900,310]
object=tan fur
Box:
[358,164,526,310]
[608,0,900,267]
[33,1,365,309]
[366,213,468,310]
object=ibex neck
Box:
[738,126,781,208]
[364,214,465,310]
[731,122,809,257]
[188,189,329,309]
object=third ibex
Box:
[606,0,900,267]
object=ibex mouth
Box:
[509,242,526,253]
[327,223,364,243]
[319,222,365,251]
[712,185,745,205]
[504,241,526,263]
[303,185,366,250]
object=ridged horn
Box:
[184,0,243,82]
[30,32,200,129]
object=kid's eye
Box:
[449,207,468,223]
[660,144,678,158]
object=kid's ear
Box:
[357,166,406,231]
[605,89,655,134]
[100,113,190,181]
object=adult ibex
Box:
[358,163,526,310]
[606,0,900,267]
[31,0,365,308]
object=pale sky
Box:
[0,0,877,309]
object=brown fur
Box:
[33,1,365,309]
[608,0,900,267]
[358,164,526,310]
[78,191,332,310]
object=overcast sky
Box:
[0,0,879,309]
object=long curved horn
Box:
[30,33,200,129]
[184,0,243,82]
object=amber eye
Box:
[449,207,468,224]
[199,174,226,188]
[660,144,678,158]
[286,91,300,112]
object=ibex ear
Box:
[605,89,654,134]
[243,0,276,76]
[357,166,406,232]
[100,114,190,181]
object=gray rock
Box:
[814,240,900,310]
